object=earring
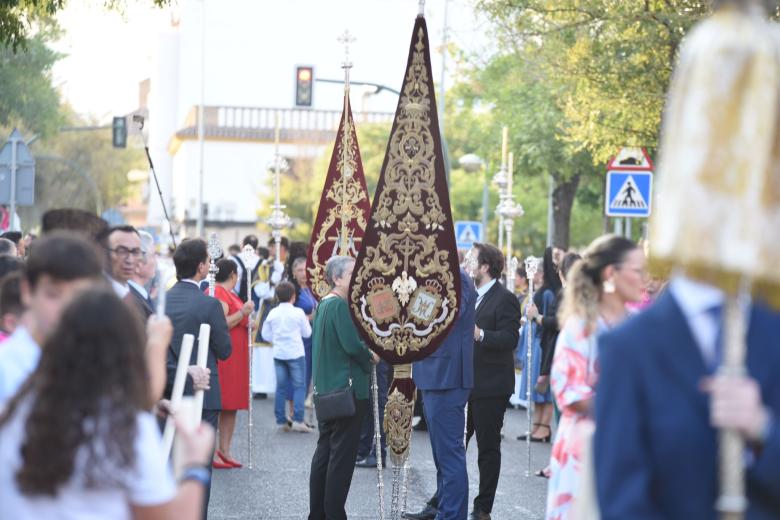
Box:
[603,278,616,294]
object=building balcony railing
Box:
[174,105,394,145]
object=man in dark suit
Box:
[128,230,157,319]
[595,278,780,519]
[405,268,477,520]
[164,238,232,517]
[466,243,521,520]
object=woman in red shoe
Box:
[208,259,254,469]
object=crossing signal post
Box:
[112,116,127,148]
[295,66,314,107]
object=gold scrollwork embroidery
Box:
[308,103,369,299]
[349,25,457,358]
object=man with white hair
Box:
[128,230,157,319]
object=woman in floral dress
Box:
[546,235,646,520]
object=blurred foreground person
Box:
[545,235,644,520]
[596,1,780,518]
[0,288,213,519]
[0,233,103,403]
[0,272,24,342]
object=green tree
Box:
[0,28,63,137]
[475,0,712,163]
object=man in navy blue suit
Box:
[404,268,477,520]
[595,277,780,519]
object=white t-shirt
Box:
[0,401,176,519]
[262,302,312,360]
[0,327,41,406]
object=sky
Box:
[50,0,495,122]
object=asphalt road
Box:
[208,397,551,520]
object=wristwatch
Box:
[180,465,211,487]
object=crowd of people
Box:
[0,207,777,520]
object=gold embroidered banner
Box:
[306,96,371,300]
[348,15,461,366]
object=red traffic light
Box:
[295,66,314,107]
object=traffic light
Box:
[295,66,314,107]
[112,116,127,148]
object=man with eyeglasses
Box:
[98,225,144,300]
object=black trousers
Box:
[465,395,509,514]
[309,398,368,520]
[202,409,219,520]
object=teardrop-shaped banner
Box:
[306,95,371,300]
[348,15,461,365]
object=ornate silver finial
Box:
[524,256,540,281]
[207,233,222,297]
[338,30,356,69]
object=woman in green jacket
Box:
[308,255,378,520]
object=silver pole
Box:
[196,0,206,238]
[613,218,623,236]
[523,257,540,477]
[247,270,254,469]
[9,133,17,232]
[372,366,386,520]
[625,218,632,239]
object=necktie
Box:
[706,304,724,373]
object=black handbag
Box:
[313,379,355,422]
[312,299,356,422]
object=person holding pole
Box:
[404,267,476,520]
[164,238,231,517]
[595,2,780,518]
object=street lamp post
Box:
[458,153,488,237]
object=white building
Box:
[143,0,446,246]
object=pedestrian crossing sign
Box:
[455,221,483,250]
[605,170,653,217]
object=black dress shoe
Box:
[403,503,438,520]
[412,417,428,431]
[469,511,491,520]
[356,456,376,468]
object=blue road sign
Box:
[605,170,653,218]
[455,221,483,249]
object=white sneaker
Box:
[291,421,314,433]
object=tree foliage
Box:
[0,0,171,50]
[0,27,62,137]
[475,0,712,163]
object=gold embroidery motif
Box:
[384,385,415,465]
[308,104,369,299]
[349,27,457,358]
